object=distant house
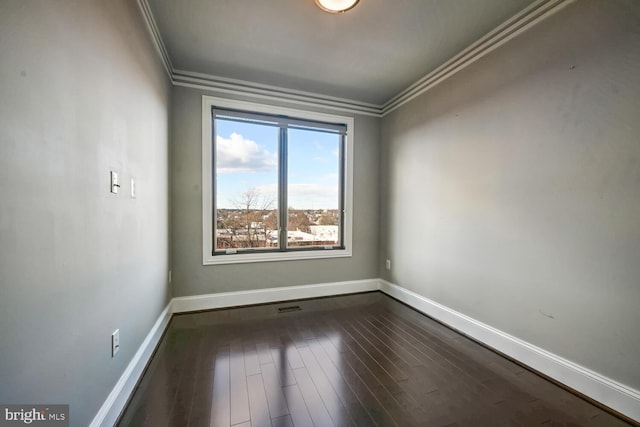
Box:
[310,225,338,242]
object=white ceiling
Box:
[146,0,535,105]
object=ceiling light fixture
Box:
[315,0,360,14]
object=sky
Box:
[215,119,341,210]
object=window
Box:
[202,96,354,265]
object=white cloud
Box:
[252,184,278,199]
[289,184,338,198]
[216,133,277,173]
[288,184,339,209]
[252,183,339,209]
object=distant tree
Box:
[288,208,311,232]
[229,189,274,247]
[263,210,278,232]
[216,209,242,248]
[318,212,338,225]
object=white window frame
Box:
[202,95,354,265]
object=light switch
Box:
[112,329,120,357]
[130,178,136,198]
[110,171,119,194]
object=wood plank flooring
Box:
[117,292,631,426]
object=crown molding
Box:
[137,0,576,118]
[135,0,382,116]
[136,0,173,80]
[173,69,383,116]
[381,0,576,116]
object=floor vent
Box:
[278,305,302,313]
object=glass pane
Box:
[214,118,279,251]
[286,128,341,248]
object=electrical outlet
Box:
[385,259,391,270]
[112,329,120,357]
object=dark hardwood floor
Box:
[117,292,631,427]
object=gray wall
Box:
[380,0,640,390]
[171,86,380,296]
[0,1,171,426]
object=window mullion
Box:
[278,127,288,251]
[211,109,217,256]
[339,133,346,249]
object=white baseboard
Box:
[89,303,172,427]
[90,279,377,426]
[91,278,639,426]
[171,278,380,313]
[379,279,640,423]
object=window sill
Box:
[203,248,352,265]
